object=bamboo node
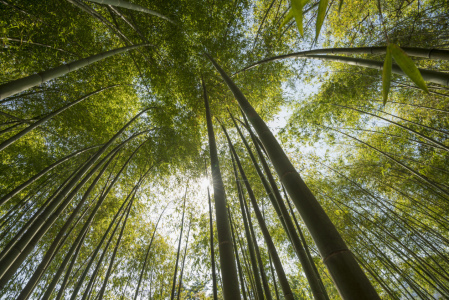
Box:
[323,248,351,264]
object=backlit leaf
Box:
[390,44,429,93]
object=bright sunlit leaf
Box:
[291,0,304,36]
[316,0,329,39]
[279,9,294,31]
[390,44,429,93]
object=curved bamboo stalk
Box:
[0,44,149,100]
[206,53,380,300]
[239,52,449,87]
[85,0,175,24]
[202,78,241,300]
[0,85,119,151]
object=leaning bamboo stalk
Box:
[239,53,449,87]
[228,208,249,300]
[170,191,187,300]
[230,152,265,299]
[202,78,241,300]
[223,124,294,300]
[0,112,151,285]
[133,201,171,300]
[206,53,380,300]
[98,194,134,299]
[65,183,139,300]
[328,126,449,198]
[85,0,175,23]
[0,144,100,207]
[283,185,327,298]
[0,44,149,100]
[233,112,328,300]
[0,85,119,151]
[17,151,119,300]
[206,163,219,300]
[176,220,191,300]
[79,197,134,300]
[241,46,449,67]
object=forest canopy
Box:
[0,0,448,299]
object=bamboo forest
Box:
[1,0,449,298]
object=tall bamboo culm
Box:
[202,78,242,300]
[0,44,148,101]
[206,54,381,300]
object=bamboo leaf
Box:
[316,0,329,39]
[382,44,392,105]
[390,44,429,93]
[291,0,304,36]
[279,9,294,30]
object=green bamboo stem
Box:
[283,185,328,299]
[223,124,294,300]
[176,220,191,300]
[207,173,219,300]
[133,201,171,300]
[233,112,329,300]
[0,85,118,151]
[0,144,100,207]
[239,51,449,87]
[17,147,123,300]
[65,184,138,300]
[85,0,175,23]
[98,194,134,299]
[230,152,265,300]
[228,207,249,300]
[206,53,380,300]
[170,191,187,300]
[0,44,148,100]
[0,115,151,285]
[202,78,241,300]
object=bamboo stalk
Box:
[239,52,449,87]
[206,53,380,300]
[202,78,241,300]
[0,44,149,100]
[85,0,175,23]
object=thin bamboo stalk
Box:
[85,0,175,23]
[170,190,187,300]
